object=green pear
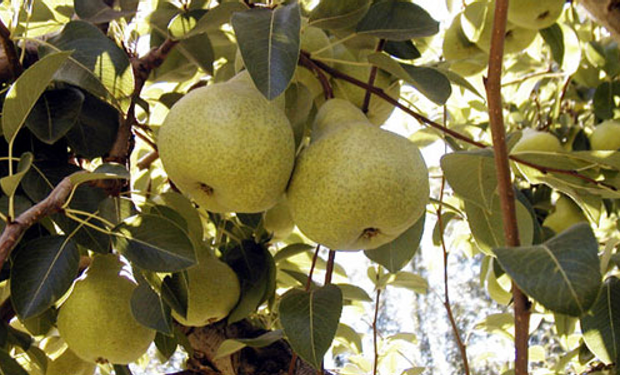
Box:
[158,71,295,213]
[57,255,156,365]
[172,250,240,326]
[590,120,620,150]
[312,98,368,139]
[442,16,488,77]
[542,195,587,234]
[331,47,401,126]
[511,129,563,153]
[465,1,538,55]
[46,348,96,375]
[508,0,565,30]
[263,198,295,239]
[287,105,429,250]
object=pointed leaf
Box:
[42,21,135,111]
[25,88,84,144]
[389,272,428,294]
[10,236,80,319]
[2,51,72,142]
[69,163,129,186]
[232,2,301,99]
[308,0,370,30]
[279,285,343,369]
[581,276,620,365]
[494,223,602,316]
[540,24,564,66]
[441,149,498,209]
[274,243,314,263]
[384,40,421,60]
[131,282,172,335]
[0,152,33,197]
[155,332,178,361]
[113,214,197,272]
[214,330,283,359]
[186,2,249,38]
[364,213,425,273]
[356,1,439,41]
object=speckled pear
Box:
[287,104,429,250]
[46,348,96,375]
[157,71,295,213]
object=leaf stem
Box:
[372,270,381,375]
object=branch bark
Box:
[483,1,530,374]
[579,0,620,45]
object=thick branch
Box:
[483,1,530,374]
[579,0,620,45]
[0,19,22,79]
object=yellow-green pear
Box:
[287,105,429,250]
[466,1,538,54]
[331,47,401,126]
[312,98,368,139]
[263,199,295,239]
[172,250,240,326]
[590,120,620,150]
[508,0,565,30]
[442,16,488,77]
[57,255,156,365]
[158,71,295,213]
[542,195,587,234]
[46,348,96,375]
[511,129,563,153]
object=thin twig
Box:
[362,39,386,113]
[437,175,470,375]
[372,273,381,375]
[0,19,23,79]
[324,250,336,285]
[137,151,160,170]
[484,0,530,373]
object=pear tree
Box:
[0,1,619,375]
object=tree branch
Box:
[372,275,381,375]
[483,0,530,374]
[298,52,333,100]
[0,19,22,79]
[362,39,386,114]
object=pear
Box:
[331,47,401,126]
[464,1,538,55]
[590,120,620,150]
[442,16,488,77]
[287,101,429,250]
[172,250,240,326]
[46,348,96,375]
[542,195,587,234]
[508,0,565,30]
[312,98,368,139]
[57,255,156,365]
[158,71,295,213]
[263,199,295,239]
[511,129,563,153]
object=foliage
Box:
[0,0,618,375]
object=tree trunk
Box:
[579,0,620,44]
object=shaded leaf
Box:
[0,152,33,197]
[2,52,72,142]
[215,330,284,359]
[113,365,133,375]
[75,0,133,23]
[131,282,172,335]
[10,236,80,319]
[232,2,301,99]
[25,88,84,145]
[155,332,178,361]
[494,223,601,316]
[274,243,314,263]
[356,1,439,41]
[69,163,129,186]
[186,2,249,38]
[0,349,28,375]
[593,81,620,120]
[113,214,197,272]
[581,276,620,365]
[279,285,343,369]
[308,0,370,30]
[540,24,564,66]
[384,40,421,60]
[364,213,425,273]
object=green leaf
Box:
[493,223,602,316]
[75,0,133,23]
[279,284,343,369]
[441,149,498,209]
[593,81,620,120]
[65,92,120,159]
[155,192,203,246]
[2,51,72,142]
[113,214,197,272]
[308,0,370,30]
[232,2,301,100]
[155,332,178,361]
[25,88,84,145]
[113,365,133,375]
[186,2,249,38]
[10,236,80,319]
[167,10,205,39]
[274,243,314,263]
[337,284,372,302]
[214,330,284,359]
[388,272,428,294]
[130,282,172,335]
[69,163,129,186]
[540,24,564,66]
[335,323,363,353]
[364,213,425,273]
[366,53,450,104]
[0,349,28,375]
[21,308,55,336]
[581,276,620,365]
[384,40,421,60]
[161,273,189,318]
[356,1,439,41]
[42,21,135,111]
[0,152,33,197]
[436,67,484,98]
